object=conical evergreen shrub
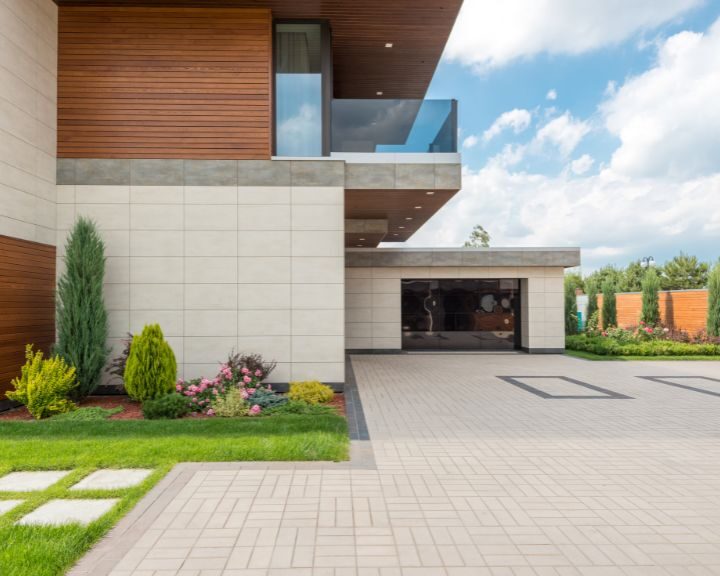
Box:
[708,262,720,337]
[55,217,109,399]
[601,280,617,329]
[585,280,598,325]
[640,267,661,325]
[124,324,177,401]
[564,278,578,335]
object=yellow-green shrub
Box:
[7,345,78,419]
[124,324,177,401]
[288,381,334,404]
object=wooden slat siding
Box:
[58,7,272,159]
[597,290,709,334]
[0,235,56,401]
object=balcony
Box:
[331,99,457,154]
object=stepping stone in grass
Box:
[0,500,23,515]
[0,471,71,492]
[16,499,119,526]
[70,469,153,491]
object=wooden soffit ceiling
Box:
[54,0,463,99]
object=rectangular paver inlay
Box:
[70,469,153,491]
[17,499,119,526]
[639,375,720,397]
[0,500,23,515]
[0,471,71,492]
[497,375,632,399]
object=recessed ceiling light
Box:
[356,244,364,247]
[398,226,405,229]
[376,91,383,96]
[426,191,435,195]
[393,233,399,236]
[414,206,422,209]
[405,217,413,221]
[359,238,366,241]
[385,42,393,48]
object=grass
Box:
[565,349,720,361]
[0,415,348,576]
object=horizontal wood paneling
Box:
[0,235,56,402]
[56,0,462,100]
[598,290,709,334]
[58,7,272,159]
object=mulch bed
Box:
[0,393,347,421]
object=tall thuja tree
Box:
[601,279,617,329]
[585,280,599,325]
[640,267,661,325]
[708,262,720,337]
[55,217,109,399]
[564,276,579,335]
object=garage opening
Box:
[401,279,520,350]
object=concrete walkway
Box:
[73,354,720,575]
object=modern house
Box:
[0,0,579,402]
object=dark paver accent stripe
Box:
[638,376,720,398]
[497,376,633,400]
[345,355,370,440]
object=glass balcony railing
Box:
[331,99,457,154]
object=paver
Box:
[0,471,71,492]
[71,355,720,575]
[17,499,119,526]
[0,500,23,515]
[71,469,153,491]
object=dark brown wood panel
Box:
[56,1,462,100]
[0,235,56,403]
[58,6,272,159]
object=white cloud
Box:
[603,19,720,179]
[546,89,558,101]
[408,166,720,271]
[570,154,595,175]
[534,112,590,157]
[483,108,532,142]
[444,0,702,70]
[462,134,479,149]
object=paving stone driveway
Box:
[74,354,720,576]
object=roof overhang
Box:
[54,0,463,99]
[346,248,582,268]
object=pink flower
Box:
[206,409,215,417]
[241,367,250,374]
[243,375,252,384]
[249,404,261,415]
[176,384,182,392]
[241,389,249,399]
[254,369,262,377]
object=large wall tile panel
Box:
[57,7,271,160]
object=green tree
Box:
[564,271,585,294]
[586,280,599,325]
[640,267,661,325]
[54,217,109,399]
[661,252,709,290]
[564,277,579,335]
[601,279,617,329]
[708,262,720,337]
[124,324,177,402]
[618,260,645,292]
[585,265,624,294]
[464,225,490,248]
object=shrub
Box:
[601,280,617,329]
[124,324,177,401]
[7,345,78,419]
[708,262,720,337]
[245,387,288,409]
[564,278,578,335]
[211,387,250,417]
[176,376,229,414]
[55,217,109,399]
[50,406,122,421]
[142,393,189,420]
[288,381,334,404]
[226,352,276,383]
[640,268,661,325]
[586,310,600,333]
[264,400,336,416]
[585,281,599,326]
[566,334,720,356]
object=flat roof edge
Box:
[345,248,581,268]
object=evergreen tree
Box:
[55,217,109,399]
[640,267,661,325]
[586,280,599,324]
[708,262,720,337]
[601,280,617,329]
[124,324,177,401]
[661,252,709,290]
[619,260,645,292]
[564,277,579,335]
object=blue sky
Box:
[409,0,720,274]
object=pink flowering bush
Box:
[175,376,227,414]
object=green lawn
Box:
[0,416,348,576]
[565,349,720,361]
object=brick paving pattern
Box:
[74,354,720,575]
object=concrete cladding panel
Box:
[0,0,58,245]
[58,160,346,384]
[345,266,566,352]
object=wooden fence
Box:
[597,289,708,333]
